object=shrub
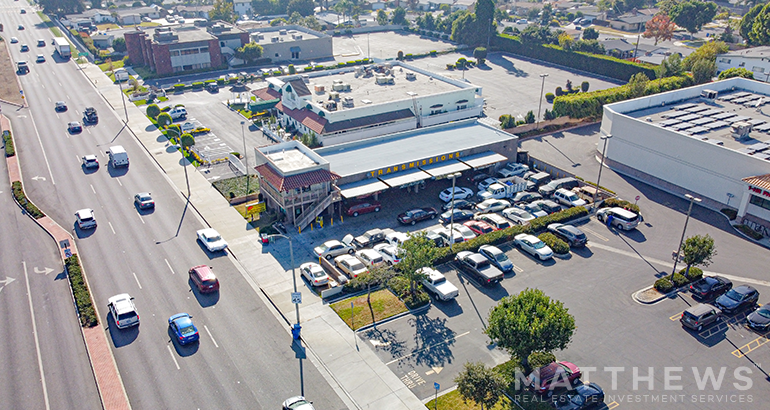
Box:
[192,81,204,89]
[527,351,556,369]
[529,206,589,233]
[65,255,98,327]
[204,79,216,84]
[671,272,688,288]
[217,78,225,85]
[581,81,590,92]
[397,50,404,60]
[655,278,674,293]
[11,181,45,219]
[735,224,763,240]
[3,130,14,157]
[720,208,737,220]
[600,198,640,214]
[157,112,172,128]
[146,104,160,119]
[288,64,296,74]
[538,233,569,255]
[681,267,703,282]
[499,114,516,129]
[173,83,185,91]
[545,92,555,103]
[555,86,564,96]
[388,276,429,308]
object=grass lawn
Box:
[331,289,408,330]
[98,60,124,72]
[96,23,120,30]
[424,389,512,410]
[212,175,259,199]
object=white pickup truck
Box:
[420,267,459,301]
[477,176,527,201]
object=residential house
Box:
[716,47,770,83]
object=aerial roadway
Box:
[2,4,346,409]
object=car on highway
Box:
[68,121,82,133]
[502,207,535,225]
[107,294,139,329]
[299,262,330,287]
[75,208,97,229]
[688,275,732,300]
[168,313,199,345]
[439,208,475,224]
[373,243,402,265]
[439,186,474,202]
[552,382,605,409]
[747,305,770,332]
[514,233,553,261]
[81,155,99,169]
[528,361,582,396]
[335,254,367,278]
[596,207,640,231]
[134,192,155,209]
[715,285,759,314]
[313,236,354,260]
[345,201,381,217]
[397,207,437,225]
[441,198,475,211]
[196,228,228,252]
[455,251,504,286]
[478,244,513,273]
[20,9,26,13]
[37,39,45,46]
[84,107,99,124]
[10,37,19,43]
[680,303,721,331]
[282,396,315,410]
[36,54,45,63]
[463,220,497,236]
[188,265,219,293]
[474,198,510,214]
[55,101,67,111]
[18,25,24,30]
[355,249,385,267]
[511,191,542,204]
[547,224,588,248]
[20,44,28,52]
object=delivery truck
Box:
[54,37,71,59]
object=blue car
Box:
[169,313,199,345]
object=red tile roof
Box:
[252,86,281,101]
[255,163,340,192]
[743,174,770,191]
[276,101,327,134]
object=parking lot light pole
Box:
[536,73,549,130]
[241,120,250,196]
[671,194,701,276]
[448,172,462,252]
[591,134,612,211]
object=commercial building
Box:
[600,77,770,234]
[250,26,333,62]
[717,47,770,83]
[253,61,483,146]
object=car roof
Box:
[516,233,537,241]
[108,294,135,313]
[190,265,215,280]
[171,313,193,326]
[83,154,97,160]
[466,253,488,264]
[605,207,637,218]
[76,208,93,217]
[479,245,502,254]
[136,192,151,197]
[198,228,219,237]
[686,303,716,316]
[734,285,757,294]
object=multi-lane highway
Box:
[2,3,346,409]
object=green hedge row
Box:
[600,197,640,214]
[11,181,45,219]
[3,130,14,157]
[538,232,569,255]
[65,255,98,327]
[553,75,693,119]
[492,34,656,82]
[654,267,704,293]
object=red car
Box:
[463,220,497,236]
[345,201,381,217]
[189,265,219,293]
[528,361,582,396]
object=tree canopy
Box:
[740,4,770,45]
[683,41,728,71]
[682,234,717,270]
[643,14,676,45]
[668,0,718,36]
[235,42,264,62]
[209,0,236,23]
[582,27,599,40]
[656,53,684,79]
[718,67,754,80]
[455,362,506,410]
[39,0,84,16]
[398,233,440,296]
[392,7,407,25]
[287,0,315,17]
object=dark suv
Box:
[84,107,98,124]
[680,303,721,331]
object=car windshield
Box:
[207,234,222,242]
[569,394,586,405]
[118,312,137,321]
[567,193,578,201]
[312,270,326,278]
[724,289,743,302]
[139,195,151,201]
[532,240,546,249]
[495,253,509,262]
[575,233,586,240]
[433,276,446,284]
[350,261,365,271]
[758,308,770,319]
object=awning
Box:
[338,179,389,198]
[458,151,508,169]
[419,158,470,178]
[378,168,432,188]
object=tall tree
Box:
[682,234,717,275]
[683,41,728,70]
[582,27,599,40]
[398,233,440,297]
[668,0,718,38]
[643,14,676,45]
[691,57,717,83]
[39,0,85,16]
[455,362,506,410]
[740,5,763,44]
[747,4,770,46]
[376,9,388,26]
[287,0,315,17]
[210,0,236,23]
[485,288,576,361]
[655,53,684,78]
[452,12,482,46]
[392,7,407,25]
[235,42,264,62]
[627,72,650,98]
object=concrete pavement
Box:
[79,64,425,409]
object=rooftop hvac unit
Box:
[731,121,752,140]
[405,72,416,80]
[701,89,718,99]
[294,34,303,40]
[271,36,279,43]
[342,97,354,107]
[375,76,394,85]
[333,79,343,85]
[279,29,287,35]
[329,91,340,100]
[325,101,338,111]
[314,85,325,93]
[332,82,350,91]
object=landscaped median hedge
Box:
[65,255,98,327]
[11,181,45,219]
[654,267,703,293]
[3,130,14,157]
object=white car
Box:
[373,243,402,265]
[385,231,409,248]
[356,249,385,267]
[420,267,459,301]
[180,121,196,133]
[502,207,536,225]
[475,198,511,214]
[439,186,474,202]
[313,236,354,260]
[477,177,499,192]
[299,262,329,287]
[497,163,529,178]
[197,228,228,252]
[335,254,368,278]
[107,294,139,329]
[445,223,477,241]
[81,154,99,169]
[75,208,97,229]
[10,37,19,44]
[282,396,315,410]
[514,233,553,261]
[553,188,587,207]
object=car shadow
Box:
[514,249,557,266]
[189,278,219,307]
[196,240,229,259]
[429,296,463,318]
[74,224,96,238]
[134,203,155,215]
[452,264,509,300]
[570,246,594,258]
[106,314,139,348]
[107,165,128,178]
[81,165,99,175]
[168,327,199,356]
[683,320,727,347]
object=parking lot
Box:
[333,31,457,62]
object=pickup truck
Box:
[353,228,386,248]
[420,267,459,301]
[455,251,504,286]
[477,176,527,201]
[84,107,98,124]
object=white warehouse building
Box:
[601,77,770,235]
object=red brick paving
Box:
[2,114,132,410]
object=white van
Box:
[108,145,129,168]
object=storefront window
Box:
[749,194,770,210]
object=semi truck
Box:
[54,37,71,59]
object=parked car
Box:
[475,198,510,214]
[464,220,497,236]
[196,228,228,252]
[715,285,759,314]
[397,207,437,225]
[475,213,513,230]
[434,227,464,248]
[313,236,354,259]
[420,267,459,301]
[299,262,330,286]
[107,294,139,329]
[547,224,588,248]
[356,249,385,267]
[688,276,732,300]
[439,186,474,202]
[553,188,587,207]
[478,244,513,273]
[502,207,535,225]
[497,162,529,178]
[446,223,477,242]
[385,231,409,247]
[373,243,402,265]
[539,177,580,198]
[455,251,504,285]
[425,228,445,248]
[511,191,542,204]
[188,265,219,293]
[353,228,386,248]
[680,303,721,331]
[440,208,475,224]
[81,155,99,169]
[345,201,381,217]
[282,396,315,410]
[441,198,475,211]
[747,305,770,332]
[596,207,640,231]
[531,199,562,215]
[68,121,82,133]
[552,383,605,409]
[168,313,199,345]
[521,202,548,218]
[335,254,367,278]
[134,192,154,209]
[75,208,97,229]
[469,173,491,185]
[477,177,499,192]
[528,361,582,396]
[514,233,553,261]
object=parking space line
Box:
[385,331,470,365]
[732,333,770,358]
[669,312,682,321]
[512,264,524,273]
[204,325,219,348]
[166,345,180,369]
[582,227,609,242]
[607,401,620,409]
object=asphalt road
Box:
[3,6,346,410]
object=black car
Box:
[747,305,770,332]
[469,173,490,185]
[84,107,98,124]
[511,191,543,204]
[547,223,588,247]
[397,207,437,225]
[455,251,503,286]
[441,198,475,212]
[715,285,759,314]
[206,82,219,93]
[439,209,475,224]
[552,383,605,410]
[689,276,732,300]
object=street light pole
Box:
[168,126,191,198]
[118,77,129,123]
[591,134,612,211]
[269,234,300,328]
[241,121,250,196]
[447,172,462,252]
[536,73,549,130]
[671,194,701,276]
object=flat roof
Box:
[266,148,319,172]
[252,29,319,44]
[317,120,515,178]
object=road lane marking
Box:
[90,184,95,194]
[27,109,56,185]
[132,272,142,289]
[732,333,770,358]
[204,325,219,348]
[165,259,175,275]
[385,331,470,365]
[22,262,51,410]
[136,212,144,224]
[116,178,122,187]
[166,345,180,369]
[108,222,116,234]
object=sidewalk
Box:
[81,64,425,409]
